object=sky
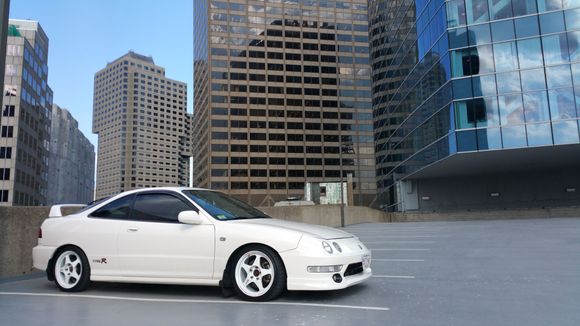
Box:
[9,0,194,148]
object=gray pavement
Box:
[1,217,579,325]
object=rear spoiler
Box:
[49,204,87,217]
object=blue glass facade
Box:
[370,0,580,211]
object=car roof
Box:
[84,187,215,211]
[117,187,211,196]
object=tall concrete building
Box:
[369,0,580,211]
[193,0,376,206]
[92,51,191,199]
[0,0,10,109]
[1,20,52,206]
[48,104,95,204]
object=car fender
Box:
[212,222,303,280]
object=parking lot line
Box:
[370,248,431,251]
[358,235,438,239]
[353,231,438,234]
[351,226,441,230]
[372,275,415,279]
[363,240,435,244]
[0,292,390,312]
[372,259,425,262]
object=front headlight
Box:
[322,241,333,254]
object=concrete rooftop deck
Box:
[1,218,579,325]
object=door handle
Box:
[127,227,139,232]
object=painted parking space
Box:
[347,222,437,281]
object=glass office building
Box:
[193,0,376,206]
[370,0,580,211]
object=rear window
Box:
[89,195,134,219]
[76,196,112,214]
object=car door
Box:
[82,194,136,277]
[117,191,215,279]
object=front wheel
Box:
[53,246,91,292]
[232,245,286,301]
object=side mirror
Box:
[178,210,203,225]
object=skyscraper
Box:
[0,0,10,110]
[48,104,95,204]
[193,0,376,206]
[92,51,191,199]
[370,0,580,211]
[1,19,52,206]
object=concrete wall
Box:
[416,168,580,212]
[392,206,580,222]
[0,207,49,277]
[259,205,391,227]
[0,206,82,277]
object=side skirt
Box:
[90,275,220,287]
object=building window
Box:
[0,168,10,180]
[211,182,228,190]
[2,105,15,117]
[270,182,286,189]
[0,190,8,202]
[1,126,14,137]
[250,182,267,189]
[3,85,17,96]
[0,147,12,159]
[231,182,248,189]
[250,157,267,164]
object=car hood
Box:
[233,218,354,240]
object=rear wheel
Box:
[53,247,90,292]
[232,245,286,301]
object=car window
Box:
[90,195,134,219]
[132,193,192,223]
[76,196,112,214]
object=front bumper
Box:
[281,237,372,291]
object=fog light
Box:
[332,273,343,283]
[307,265,343,273]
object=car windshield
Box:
[182,190,271,221]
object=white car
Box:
[33,187,372,301]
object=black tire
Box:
[231,245,286,301]
[52,246,91,292]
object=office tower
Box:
[93,51,191,199]
[193,0,376,206]
[48,104,95,204]
[369,0,580,211]
[0,0,10,109]
[1,19,52,206]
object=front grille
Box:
[344,262,363,277]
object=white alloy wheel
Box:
[234,250,275,298]
[55,250,83,289]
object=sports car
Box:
[33,187,372,301]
